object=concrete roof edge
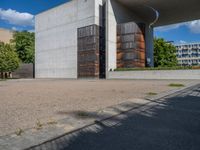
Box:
[35,0,74,17]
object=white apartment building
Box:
[176,43,200,66]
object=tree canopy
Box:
[154,38,178,67]
[0,42,20,73]
[11,31,35,63]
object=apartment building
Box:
[176,43,200,66]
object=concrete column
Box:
[145,25,154,67]
[105,0,117,78]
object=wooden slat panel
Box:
[78,25,100,78]
[117,22,146,68]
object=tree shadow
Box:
[57,101,142,120]
[29,86,200,150]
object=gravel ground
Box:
[0,79,198,136]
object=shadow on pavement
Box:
[29,86,200,150]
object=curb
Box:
[145,82,199,101]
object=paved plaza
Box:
[0,79,197,136]
[30,84,200,150]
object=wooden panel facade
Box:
[117,22,146,68]
[78,25,100,78]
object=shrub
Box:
[0,42,20,78]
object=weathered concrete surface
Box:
[35,0,200,79]
[108,70,200,80]
[36,0,156,79]
[35,0,99,78]
[116,0,200,26]
[12,64,34,79]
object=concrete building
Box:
[35,0,200,79]
[176,43,200,66]
[0,28,13,43]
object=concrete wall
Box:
[108,70,200,80]
[35,0,155,79]
[12,64,34,79]
[105,0,117,74]
[105,0,154,75]
[0,28,13,43]
[35,0,99,78]
[94,0,103,25]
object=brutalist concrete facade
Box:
[35,0,155,79]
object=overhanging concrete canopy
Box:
[116,0,200,26]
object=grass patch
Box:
[15,128,23,136]
[76,111,91,118]
[47,119,57,125]
[114,66,200,71]
[35,120,43,130]
[168,83,185,87]
[147,92,158,96]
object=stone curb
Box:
[0,82,199,150]
[145,82,199,101]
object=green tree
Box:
[11,31,35,63]
[0,42,20,78]
[154,38,178,67]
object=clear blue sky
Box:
[155,22,200,44]
[0,0,200,44]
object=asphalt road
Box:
[30,85,200,150]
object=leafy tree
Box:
[154,38,178,67]
[11,31,35,63]
[0,42,20,78]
